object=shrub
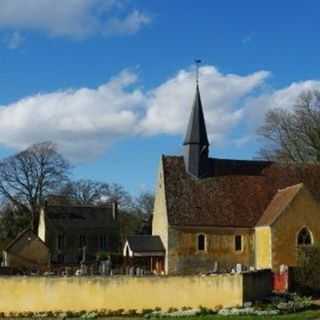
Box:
[181,306,192,311]
[127,309,138,316]
[197,305,215,315]
[141,308,154,315]
[80,311,98,319]
[294,242,320,294]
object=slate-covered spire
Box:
[183,84,210,178]
[183,85,209,146]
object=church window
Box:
[235,235,242,251]
[197,234,206,251]
[297,228,313,246]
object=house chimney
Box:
[112,201,118,221]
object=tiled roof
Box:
[45,204,116,231]
[256,184,303,227]
[5,229,48,253]
[162,156,320,228]
[126,235,165,253]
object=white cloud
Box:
[0,0,150,39]
[0,70,145,161]
[5,31,24,49]
[140,66,270,141]
[243,80,320,131]
[105,10,151,35]
[1,64,319,162]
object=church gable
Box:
[270,184,320,270]
[256,183,303,227]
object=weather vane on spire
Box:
[195,59,202,85]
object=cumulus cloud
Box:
[140,66,270,142]
[0,0,151,39]
[0,64,319,162]
[244,80,320,131]
[0,70,145,161]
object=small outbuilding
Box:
[3,229,50,271]
[123,235,165,274]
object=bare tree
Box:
[60,179,109,205]
[258,90,320,163]
[134,192,154,217]
[0,142,70,231]
[133,191,154,234]
[60,179,133,208]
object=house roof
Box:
[45,204,116,231]
[126,235,165,253]
[162,156,320,228]
[256,184,304,227]
[5,229,48,253]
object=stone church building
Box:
[147,84,320,275]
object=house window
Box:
[79,235,87,248]
[57,234,64,250]
[235,235,242,251]
[197,234,206,251]
[99,235,107,250]
[297,228,312,246]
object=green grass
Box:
[154,311,320,320]
[3,310,320,319]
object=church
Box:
[128,83,320,275]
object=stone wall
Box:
[0,272,272,312]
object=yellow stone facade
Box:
[270,186,320,270]
[152,157,169,272]
[167,227,254,274]
[255,227,272,270]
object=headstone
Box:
[236,264,242,273]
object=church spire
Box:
[183,84,209,147]
[183,62,210,178]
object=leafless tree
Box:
[258,90,320,163]
[0,142,70,231]
[60,179,133,208]
[133,191,154,234]
[60,179,109,205]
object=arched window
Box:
[297,228,313,246]
[197,234,206,251]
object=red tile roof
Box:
[162,156,320,228]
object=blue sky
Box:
[0,0,320,194]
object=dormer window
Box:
[197,234,206,251]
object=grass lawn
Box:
[154,311,320,320]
